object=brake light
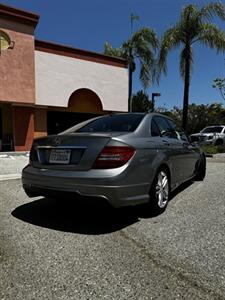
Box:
[93,146,135,169]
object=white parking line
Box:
[0,174,21,181]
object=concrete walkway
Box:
[0,152,29,180]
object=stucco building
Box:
[0,4,128,151]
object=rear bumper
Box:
[22,165,150,208]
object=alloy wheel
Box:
[155,170,169,208]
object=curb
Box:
[0,151,29,158]
[0,174,21,181]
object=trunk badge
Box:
[54,137,61,146]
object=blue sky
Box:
[2,0,225,109]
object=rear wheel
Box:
[148,168,170,213]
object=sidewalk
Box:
[0,152,29,180]
[207,153,225,164]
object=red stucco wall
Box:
[13,106,34,151]
[0,26,35,104]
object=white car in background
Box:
[191,125,225,146]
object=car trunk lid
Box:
[31,133,123,171]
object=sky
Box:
[1,0,225,109]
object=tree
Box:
[163,103,225,134]
[158,2,225,131]
[131,90,153,112]
[104,18,158,112]
[213,77,225,100]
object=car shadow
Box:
[11,181,194,235]
[11,196,143,235]
[170,180,194,200]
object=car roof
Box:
[203,125,225,128]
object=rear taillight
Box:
[92,146,135,169]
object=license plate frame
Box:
[49,149,71,164]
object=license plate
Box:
[49,149,71,164]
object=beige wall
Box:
[35,50,129,112]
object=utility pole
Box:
[151,92,161,112]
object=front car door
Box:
[165,118,199,180]
[152,116,185,187]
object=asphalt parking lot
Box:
[1,157,225,299]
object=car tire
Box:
[148,167,170,213]
[195,155,206,181]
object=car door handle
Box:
[162,140,170,146]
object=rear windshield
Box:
[76,114,145,133]
[201,126,223,133]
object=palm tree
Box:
[104,26,158,112]
[158,2,225,130]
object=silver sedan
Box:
[22,113,206,213]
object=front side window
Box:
[153,116,183,140]
[201,126,223,133]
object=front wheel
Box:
[195,155,206,181]
[148,168,170,213]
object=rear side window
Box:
[153,116,171,135]
[151,120,161,137]
[76,114,145,133]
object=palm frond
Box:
[103,27,159,90]
[179,4,203,41]
[181,4,198,24]
[158,25,182,76]
[104,42,125,58]
[140,62,152,89]
[200,2,225,21]
[198,23,225,52]
[130,27,159,87]
[131,27,159,51]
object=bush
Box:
[201,145,225,154]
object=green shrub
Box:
[217,145,225,153]
[201,145,225,154]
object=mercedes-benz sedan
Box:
[22,113,206,213]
